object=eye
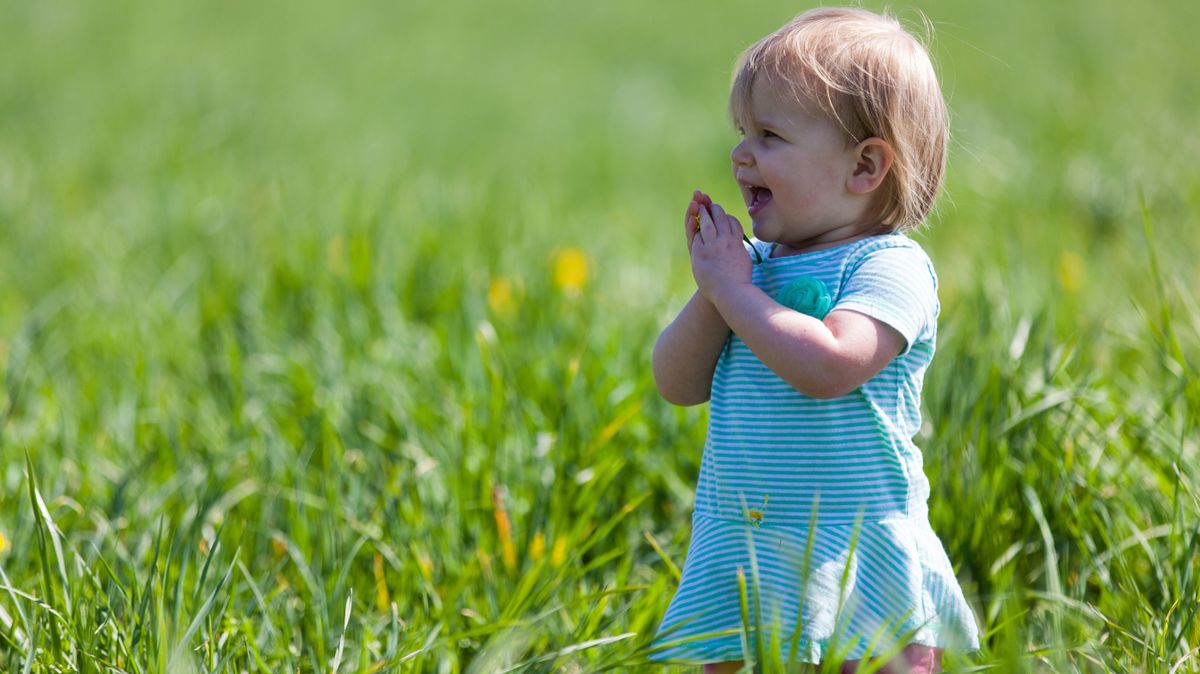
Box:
[761,129,780,140]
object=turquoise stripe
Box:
[700,436,907,446]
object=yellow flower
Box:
[551,537,568,567]
[417,551,434,582]
[552,247,588,295]
[492,486,517,573]
[747,495,769,528]
[487,277,516,315]
[373,552,390,613]
[529,531,546,563]
[1057,251,1086,293]
[0,529,8,553]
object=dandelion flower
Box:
[1057,251,1085,293]
[552,247,588,295]
[487,277,516,315]
[529,531,546,563]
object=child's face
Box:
[730,79,870,251]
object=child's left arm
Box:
[690,203,906,399]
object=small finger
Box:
[716,205,739,239]
[693,190,714,223]
[696,199,716,244]
[684,199,701,248]
[684,198,699,228]
[709,202,729,239]
[726,213,744,239]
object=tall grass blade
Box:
[0,563,31,654]
[736,566,752,666]
[24,451,63,658]
[167,548,239,673]
[499,631,636,673]
[741,521,766,670]
[330,589,353,674]
[20,616,38,674]
[131,518,166,652]
[191,520,225,606]
[788,496,820,665]
[642,531,681,583]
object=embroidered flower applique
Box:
[776,276,833,319]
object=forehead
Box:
[737,75,828,128]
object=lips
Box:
[747,186,773,216]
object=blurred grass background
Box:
[1,0,1199,671]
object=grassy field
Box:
[2,0,1199,671]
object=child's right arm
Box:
[652,193,732,406]
[652,291,730,405]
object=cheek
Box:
[772,175,814,204]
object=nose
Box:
[730,138,752,167]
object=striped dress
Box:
[651,233,979,665]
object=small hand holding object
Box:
[685,189,762,262]
[684,189,714,252]
[688,191,753,302]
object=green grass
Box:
[1,0,1199,671]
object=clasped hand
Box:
[685,190,753,303]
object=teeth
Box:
[742,183,769,207]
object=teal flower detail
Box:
[776,276,833,319]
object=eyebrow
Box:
[747,115,789,132]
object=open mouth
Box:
[747,186,773,216]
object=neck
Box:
[773,222,889,257]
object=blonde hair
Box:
[729,7,948,231]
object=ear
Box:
[846,137,894,195]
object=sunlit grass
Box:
[1,0,1199,671]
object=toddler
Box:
[650,8,979,673]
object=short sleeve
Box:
[832,243,938,353]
